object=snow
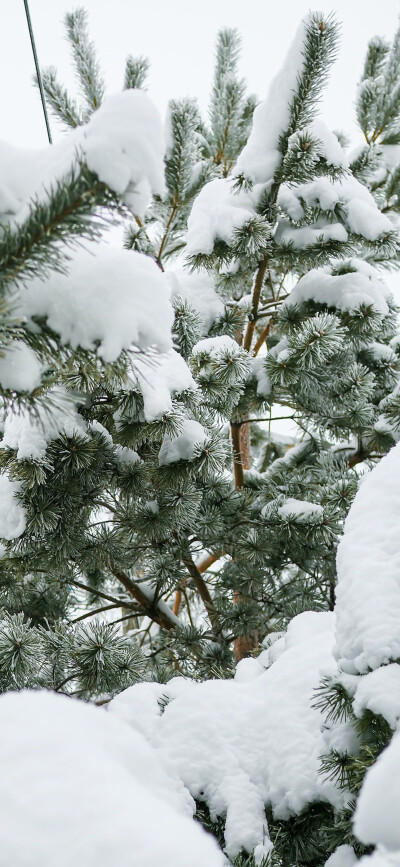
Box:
[0,90,165,225]
[131,349,197,421]
[276,220,349,249]
[110,611,347,861]
[114,444,141,466]
[185,178,254,256]
[354,729,400,851]
[18,245,173,363]
[252,356,272,398]
[83,90,165,217]
[1,388,87,461]
[340,177,393,240]
[285,261,390,316]
[353,665,400,730]
[276,498,324,524]
[236,17,310,183]
[166,268,224,332]
[336,176,392,240]
[335,442,400,674]
[0,474,26,540]
[308,121,349,169]
[277,175,392,242]
[158,418,207,465]
[0,689,224,867]
[0,342,44,393]
[324,846,357,867]
[192,334,243,359]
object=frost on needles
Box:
[1,6,400,867]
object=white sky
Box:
[2,0,400,149]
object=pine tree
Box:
[1,9,400,864]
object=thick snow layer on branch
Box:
[275,220,348,249]
[166,268,224,332]
[192,334,243,359]
[0,342,44,393]
[335,442,400,674]
[0,690,224,867]
[110,611,347,861]
[352,665,400,730]
[277,498,324,524]
[159,418,207,465]
[0,474,26,540]
[18,245,173,363]
[0,90,165,224]
[185,178,254,256]
[309,121,349,169]
[131,349,197,421]
[277,175,392,242]
[285,261,390,316]
[354,730,400,851]
[83,90,165,216]
[325,846,358,867]
[1,388,87,461]
[236,18,309,183]
[339,176,393,240]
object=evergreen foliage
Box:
[2,7,400,865]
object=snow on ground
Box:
[0,690,225,867]
[110,611,347,862]
[335,441,400,674]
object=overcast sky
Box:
[2,0,399,149]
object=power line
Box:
[23,0,53,144]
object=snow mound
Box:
[110,611,346,861]
[17,245,173,363]
[335,442,400,674]
[0,689,224,867]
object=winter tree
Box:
[0,7,400,866]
